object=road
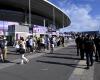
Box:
[0,43,81,80]
[1,39,99,80]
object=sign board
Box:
[0,30,4,35]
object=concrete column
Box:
[53,7,55,26]
[62,14,64,28]
[43,19,46,27]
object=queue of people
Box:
[75,34,100,69]
[0,35,65,64]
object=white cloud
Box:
[59,4,100,32]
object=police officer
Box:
[84,35,96,69]
[75,35,81,56]
[95,36,100,61]
[93,35,99,61]
[79,35,85,60]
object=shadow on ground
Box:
[0,60,14,63]
[36,60,85,69]
[44,55,80,60]
[48,52,77,56]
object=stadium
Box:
[0,0,71,28]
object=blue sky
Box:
[49,0,100,32]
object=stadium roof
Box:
[0,0,71,28]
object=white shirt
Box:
[42,38,45,44]
[29,39,33,46]
[22,41,26,49]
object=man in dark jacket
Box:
[95,36,100,61]
[79,35,85,60]
[84,35,96,69]
[75,35,81,56]
[93,35,99,61]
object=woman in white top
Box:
[19,38,29,64]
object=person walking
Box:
[19,38,29,64]
[84,35,96,69]
[0,36,7,62]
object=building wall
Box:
[15,32,29,40]
[15,25,29,32]
[8,25,29,40]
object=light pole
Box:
[29,0,31,27]
[3,20,5,37]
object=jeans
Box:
[85,51,93,67]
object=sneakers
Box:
[20,60,29,65]
[26,59,29,63]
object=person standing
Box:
[93,35,99,62]
[41,36,45,51]
[29,37,33,53]
[45,35,49,50]
[61,36,65,47]
[49,36,54,53]
[75,35,81,56]
[37,37,41,52]
[84,35,96,69]
[57,37,60,47]
[3,37,7,60]
[33,36,37,52]
[26,38,30,53]
[0,36,7,62]
[95,36,100,61]
[79,35,85,60]
[19,38,29,64]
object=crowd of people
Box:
[1,32,100,69]
[1,33,100,68]
[75,34,100,69]
[0,35,65,64]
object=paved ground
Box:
[0,40,99,80]
[0,40,81,80]
[94,62,100,80]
